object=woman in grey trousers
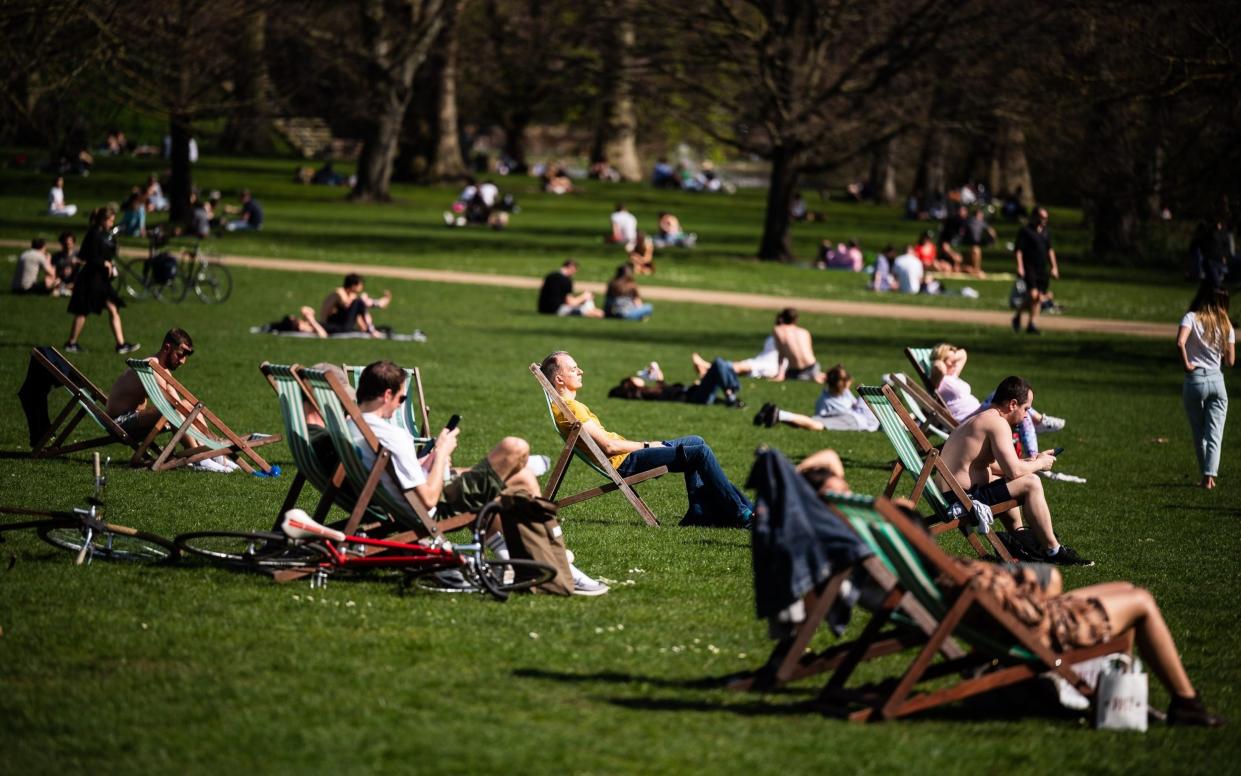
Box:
[1177,285,1235,489]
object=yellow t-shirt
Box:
[552,397,630,470]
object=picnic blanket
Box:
[250,326,427,342]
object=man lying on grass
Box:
[938,375,1091,566]
[540,351,753,528]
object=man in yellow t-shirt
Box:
[541,351,752,527]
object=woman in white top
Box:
[1177,285,1235,489]
[47,176,78,217]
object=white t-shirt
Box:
[478,182,499,207]
[893,252,923,293]
[611,210,637,244]
[936,374,982,422]
[1181,311,1235,371]
[350,411,426,502]
[12,249,48,291]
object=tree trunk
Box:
[502,115,530,173]
[220,10,273,153]
[353,106,406,201]
[912,126,945,199]
[427,0,467,181]
[169,114,193,224]
[757,147,799,261]
[602,8,641,181]
[1089,194,1141,259]
[996,118,1035,208]
[868,137,897,205]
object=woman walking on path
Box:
[64,206,139,355]
[1177,284,1235,489]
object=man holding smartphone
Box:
[351,360,537,519]
[938,376,1091,566]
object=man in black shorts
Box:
[1013,207,1059,334]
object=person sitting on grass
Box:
[223,189,264,232]
[651,211,696,248]
[626,230,655,275]
[318,273,391,337]
[752,364,879,432]
[607,202,637,245]
[930,342,1067,465]
[350,360,607,595]
[770,308,826,383]
[541,351,753,528]
[608,356,744,408]
[603,264,653,321]
[11,237,59,295]
[938,375,1090,566]
[537,259,603,318]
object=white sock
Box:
[776,410,796,423]
[486,532,510,560]
[525,454,551,477]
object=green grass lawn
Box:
[0,155,1238,773]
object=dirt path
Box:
[4,240,1173,338]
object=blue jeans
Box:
[685,358,740,404]
[617,435,752,526]
[1184,369,1228,477]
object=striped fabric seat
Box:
[858,385,955,517]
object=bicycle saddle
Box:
[281,509,346,543]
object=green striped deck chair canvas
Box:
[858,383,1014,562]
[261,363,386,529]
[905,347,936,393]
[528,362,666,527]
[126,358,279,473]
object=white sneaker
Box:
[1040,470,1087,484]
[526,454,551,477]
[412,329,428,343]
[1035,415,1066,434]
[191,457,233,473]
[569,561,609,596]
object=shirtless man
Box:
[771,308,826,383]
[318,273,391,336]
[938,375,1092,566]
[106,328,196,439]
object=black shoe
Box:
[116,341,141,355]
[996,531,1037,562]
[1026,324,1041,335]
[1168,693,1226,727]
[1046,544,1093,566]
[753,403,777,428]
[1011,314,1021,332]
[63,342,82,354]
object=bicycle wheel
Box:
[114,259,151,301]
[175,530,324,568]
[192,260,232,304]
[148,264,187,304]
[38,520,178,564]
[478,558,556,594]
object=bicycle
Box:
[0,453,179,564]
[174,502,555,601]
[113,228,233,304]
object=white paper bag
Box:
[1095,655,1149,732]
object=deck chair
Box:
[730,490,965,693]
[904,347,936,394]
[814,495,1132,722]
[299,366,476,541]
[528,362,667,527]
[24,346,162,464]
[859,384,1015,562]
[126,358,280,473]
[261,362,389,529]
[344,363,432,444]
[885,372,956,439]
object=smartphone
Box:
[420,414,461,457]
[1051,446,1064,456]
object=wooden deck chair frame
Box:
[343,363,432,443]
[886,372,956,438]
[28,346,163,465]
[860,384,1015,563]
[261,363,419,583]
[814,495,1133,722]
[299,366,476,542]
[729,491,965,693]
[261,362,389,531]
[904,347,936,395]
[528,362,667,527]
[126,359,280,473]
